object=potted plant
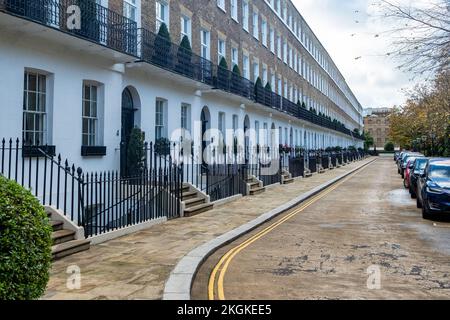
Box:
[155,137,171,156]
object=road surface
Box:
[192,158,450,300]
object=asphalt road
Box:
[192,158,450,300]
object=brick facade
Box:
[109,0,361,130]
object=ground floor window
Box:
[181,103,191,132]
[156,98,168,140]
[23,71,47,145]
[82,83,98,146]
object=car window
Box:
[429,165,450,179]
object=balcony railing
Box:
[1,0,362,140]
[0,0,138,56]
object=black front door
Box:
[201,109,209,167]
[121,89,134,177]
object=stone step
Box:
[184,203,214,217]
[283,178,294,184]
[248,181,260,188]
[51,220,64,232]
[304,172,312,178]
[184,197,206,209]
[249,186,266,195]
[52,239,91,260]
[182,190,198,200]
[52,229,76,245]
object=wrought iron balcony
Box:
[0,0,138,56]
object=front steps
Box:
[304,168,312,178]
[47,208,90,260]
[182,183,213,217]
[247,176,266,195]
[281,170,294,184]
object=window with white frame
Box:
[180,15,191,42]
[181,103,191,131]
[283,40,288,64]
[155,98,168,139]
[261,19,267,46]
[269,27,275,53]
[255,121,260,145]
[262,65,268,85]
[156,1,169,32]
[231,0,238,21]
[23,71,47,145]
[201,29,210,60]
[252,11,259,39]
[253,61,259,82]
[277,35,282,59]
[82,83,100,146]
[217,0,225,11]
[242,1,249,31]
[243,54,250,79]
[218,112,226,136]
[124,0,137,22]
[218,38,226,64]
[231,47,239,67]
[232,114,239,133]
[271,74,276,91]
[277,77,282,95]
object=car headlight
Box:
[426,186,444,194]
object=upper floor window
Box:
[156,1,169,32]
[261,19,267,47]
[252,12,259,39]
[243,54,250,79]
[181,15,191,42]
[218,38,226,64]
[217,0,225,11]
[252,61,259,82]
[201,29,210,60]
[23,71,48,145]
[269,27,275,53]
[231,47,239,67]
[231,0,238,21]
[242,1,249,31]
[124,0,137,22]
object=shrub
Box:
[127,128,145,176]
[219,57,229,70]
[177,36,193,76]
[384,141,395,152]
[254,77,263,97]
[153,23,172,67]
[0,175,52,300]
[265,82,272,92]
[301,102,306,109]
[232,64,241,76]
[155,137,171,156]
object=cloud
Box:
[292,0,421,109]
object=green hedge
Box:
[0,175,52,300]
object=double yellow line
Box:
[207,165,368,300]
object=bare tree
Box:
[375,0,450,77]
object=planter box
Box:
[22,145,56,158]
[81,146,107,157]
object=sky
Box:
[292,0,423,109]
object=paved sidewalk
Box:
[43,158,373,300]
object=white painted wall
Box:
[0,29,362,175]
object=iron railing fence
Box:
[247,147,282,187]
[0,0,138,56]
[288,154,305,178]
[0,138,182,238]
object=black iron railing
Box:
[0,0,138,56]
[0,138,182,238]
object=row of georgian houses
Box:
[0,0,364,175]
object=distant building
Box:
[363,108,393,150]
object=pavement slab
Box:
[43,158,372,300]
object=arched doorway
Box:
[200,106,211,165]
[243,115,250,164]
[120,87,139,177]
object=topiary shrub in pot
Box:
[127,127,146,177]
[177,35,193,77]
[153,23,172,68]
[155,137,171,157]
[0,175,52,300]
[231,65,242,93]
[254,77,263,102]
[217,57,230,89]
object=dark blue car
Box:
[417,159,450,219]
[409,157,429,198]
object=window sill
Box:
[22,145,56,158]
[81,146,107,157]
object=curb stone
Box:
[163,158,377,300]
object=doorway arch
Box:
[200,106,211,164]
[120,86,140,177]
[243,115,250,163]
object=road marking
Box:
[208,163,371,300]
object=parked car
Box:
[394,151,400,162]
[417,159,450,219]
[400,153,423,178]
[409,158,429,198]
[404,156,425,188]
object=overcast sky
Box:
[292,0,422,109]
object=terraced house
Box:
[0,0,365,256]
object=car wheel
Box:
[411,191,417,199]
[422,202,431,219]
[403,179,408,188]
[417,197,422,209]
